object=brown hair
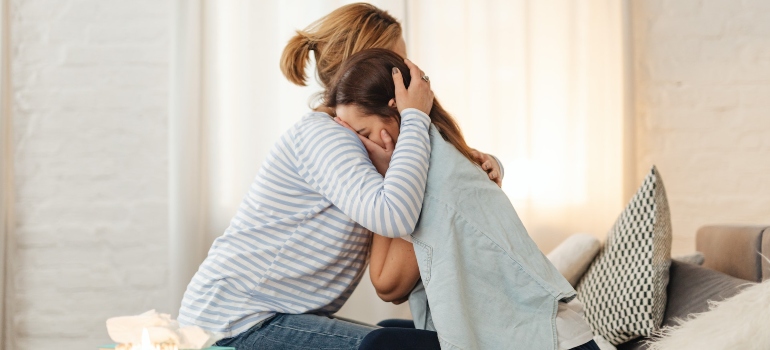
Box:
[325,49,481,167]
[280,3,402,88]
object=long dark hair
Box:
[324,48,481,166]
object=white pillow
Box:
[547,233,601,287]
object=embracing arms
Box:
[363,140,504,302]
[342,127,504,303]
[295,60,434,238]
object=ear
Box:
[388,98,397,108]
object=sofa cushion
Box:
[616,260,751,350]
[577,166,672,345]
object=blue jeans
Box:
[360,320,440,350]
[214,314,440,350]
[215,314,375,349]
[375,319,599,350]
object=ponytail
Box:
[280,32,314,86]
[279,3,402,89]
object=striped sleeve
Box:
[294,108,431,238]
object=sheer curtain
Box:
[406,0,632,253]
[0,0,14,346]
[169,0,631,324]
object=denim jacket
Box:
[408,126,576,350]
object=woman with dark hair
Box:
[325,49,487,304]
[328,49,600,350]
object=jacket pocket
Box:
[411,235,433,285]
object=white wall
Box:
[10,0,170,348]
[632,0,770,255]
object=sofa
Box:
[614,224,770,349]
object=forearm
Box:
[369,234,421,302]
[297,110,431,238]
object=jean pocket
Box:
[410,236,433,285]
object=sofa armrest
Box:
[696,225,770,282]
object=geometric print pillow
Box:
[576,165,673,345]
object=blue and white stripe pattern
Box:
[178,108,432,339]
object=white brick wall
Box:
[10,0,170,348]
[632,0,770,255]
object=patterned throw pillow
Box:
[576,165,672,345]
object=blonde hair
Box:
[280,3,402,88]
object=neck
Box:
[314,106,335,116]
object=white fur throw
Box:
[647,280,770,350]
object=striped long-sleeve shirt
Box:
[178,108,432,340]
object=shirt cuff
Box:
[400,108,431,128]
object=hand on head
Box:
[392,58,434,115]
[333,57,433,177]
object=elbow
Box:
[373,281,402,302]
[372,278,399,303]
[376,290,403,303]
[372,277,410,302]
[371,276,396,298]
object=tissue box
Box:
[98,345,234,350]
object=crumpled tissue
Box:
[106,310,215,349]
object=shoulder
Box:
[293,111,340,135]
[303,110,333,120]
[291,111,363,151]
[297,110,334,127]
